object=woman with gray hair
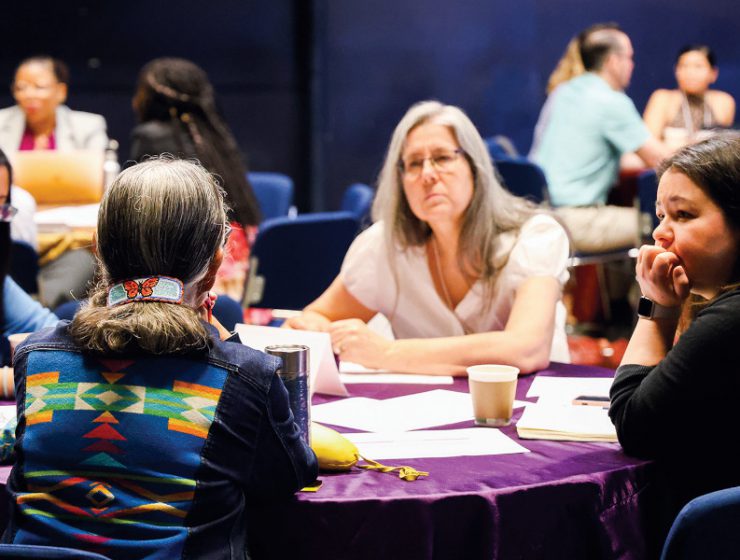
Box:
[288,101,570,375]
[5,157,317,558]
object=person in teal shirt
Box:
[530,23,669,252]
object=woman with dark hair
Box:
[0,148,57,364]
[4,157,317,557]
[609,133,740,516]
[0,55,108,153]
[130,58,261,297]
[643,45,735,151]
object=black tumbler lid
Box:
[264,344,309,374]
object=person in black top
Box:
[129,58,262,299]
[609,132,740,544]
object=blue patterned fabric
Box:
[3,322,318,559]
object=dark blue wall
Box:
[1,1,738,211]
[316,0,739,208]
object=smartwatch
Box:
[637,296,681,320]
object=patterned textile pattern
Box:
[14,351,227,559]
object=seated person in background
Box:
[530,23,670,253]
[609,133,740,519]
[130,58,261,300]
[0,55,107,308]
[0,55,108,152]
[643,45,735,152]
[287,101,571,376]
[3,158,317,557]
[0,149,57,364]
[546,34,585,94]
[8,183,37,250]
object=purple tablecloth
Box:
[0,364,659,559]
[245,362,657,560]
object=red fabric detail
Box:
[97,359,135,372]
[18,127,56,150]
[83,423,126,441]
[74,533,112,545]
[83,440,123,454]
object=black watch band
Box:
[637,296,681,320]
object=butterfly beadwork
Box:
[124,278,160,299]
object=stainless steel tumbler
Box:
[265,344,310,445]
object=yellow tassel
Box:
[357,455,429,482]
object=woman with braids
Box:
[129,58,261,298]
[4,158,317,558]
[0,148,57,365]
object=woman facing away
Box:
[643,45,735,151]
[130,58,261,299]
[0,55,108,153]
[3,158,317,559]
[287,101,571,376]
[609,133,740,520]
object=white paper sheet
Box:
[345,428,530,460]
[0,405,15,426]
[339,366,454,385]
[312,390,471,432]
[313,389,527,432]
[526,376,614,406]
[234,324,348,397]
[516,403,617,441]
[34,203,99,228]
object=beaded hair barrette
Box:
[107,276,184,307]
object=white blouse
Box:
[340,214,571,363]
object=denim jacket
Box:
[3,321,318,559]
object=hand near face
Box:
[328,319,392,369]
[636,245,692,308]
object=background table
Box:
[245,362,658,560]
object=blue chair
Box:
[54,300,81,321]
[340,183,374,225]
[247,172,294,221]
[494,157,548,204]
[10,240,40,294]
[0,544,111,558]
[244,211,360,310]
[484,135,519,160]
[54,296,243,330]
[212,294,244,331]
[660,486,740,560]
[637,168,659,241]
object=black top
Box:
[610,288,740,515]
[129,120,197,163]
[129,120,261,225]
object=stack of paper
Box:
[516,403,617,442]
[515,376,617,442]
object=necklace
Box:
[431,236,456,311]
[431,236,474,335]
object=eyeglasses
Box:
[0,204,17,223]
[11,82,58,97]
[399,148,466,180]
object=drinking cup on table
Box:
[467,365,519,427]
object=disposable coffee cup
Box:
[467,364,519,427]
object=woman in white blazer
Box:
[0,56,107,153]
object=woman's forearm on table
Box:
[380,329,553,376]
